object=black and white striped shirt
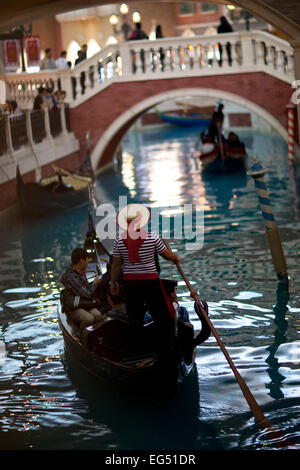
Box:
[113,232,166,276]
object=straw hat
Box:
[117,204,150,231]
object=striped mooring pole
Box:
[247,157,288,283]
[287,103,295,165]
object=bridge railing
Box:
[0,103,80,184]
[3,30,294,110]
[0,104,70,157]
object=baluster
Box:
[282,51,288,74]
[4,115,14,158]
[287,53,295,76]
[271,46,277,69]
[143,47,151,74]
[187,44,195,70]
[206,44,214,68]
[195,44,201,69]
[28,81,34,103]
[266,44,275,68]
[10,82,17,102]
[43,107,53,144]
[134,47,143,74]
[231,41,239,67]
[276,49,285,74]
[88,65,95,89]
[198,44,205,68]
[165,47,173,72]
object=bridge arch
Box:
[91,87,289,172]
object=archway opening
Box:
[92,87,288,172]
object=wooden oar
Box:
[163,238,291,448]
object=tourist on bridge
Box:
[33,87,47,110]
[75,44,88,65]
[129,23,148,73]
[55,50,69,70]
[217,16,233,66]
[110,204,179,354]
[75,45,88,95]
[129,22,148,40]
[40,48,56,70]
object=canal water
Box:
[0,124,299,451]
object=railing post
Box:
[119,42,133,78]
[43,107,54,144]
[60,103,68,136]
[240,31,255,69]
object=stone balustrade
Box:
[2,30,294,110]
[0,104,79,184]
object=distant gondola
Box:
[195,137,247,175]
[16,165,92,217]
[156,109,211,128]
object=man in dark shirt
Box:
[33,87,46,110]
[61,247,103,330]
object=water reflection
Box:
[64,357,201,450]
[0,126,299,450]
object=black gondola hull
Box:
[58,304,195,397]
[17,166,90,216]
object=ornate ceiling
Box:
[0,1,300,38]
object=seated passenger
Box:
[60,247,103,331]
[227,132,245,149]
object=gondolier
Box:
[110,204,179,353]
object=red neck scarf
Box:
[121,215,148,263]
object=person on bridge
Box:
[55,50,69,70]
[217,16,233,66]
[40,48,56,70]
[110,204,179,354]
[129,23,148,73]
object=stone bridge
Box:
[0,29,297,210]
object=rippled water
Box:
[0,124,299,451]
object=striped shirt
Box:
[113,232,166,277]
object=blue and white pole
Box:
[248,157,288,283]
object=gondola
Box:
[57,219,211,398]
[16,165,92,216]
[58,290,210,398]
[156,109,211,128]
[195,141,247,174]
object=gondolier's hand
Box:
[93,277,102,285]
